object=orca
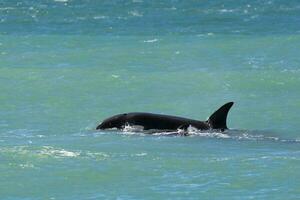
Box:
[96,102,234,133]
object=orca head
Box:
[96,113,127,130]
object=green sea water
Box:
[1,0,300,199]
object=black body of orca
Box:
[96,102,234,133]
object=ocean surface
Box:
[1,0,300,199]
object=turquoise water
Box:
[1,0,300,199]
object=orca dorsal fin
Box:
[208,102,234,130]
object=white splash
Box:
[112,74,119,78]
[219,9,234,13]
[93,15,108,20]
[123,124,144,132]
[19,163,35,169]
[135,152,147,156]
[0,7,15,10]
[85,152,109,160]
[128,10,143,17]
[185,126,230,138]
[143,39,158,43]
[39,146,80,158]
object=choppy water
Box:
[1,0,300,199]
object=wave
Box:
[93,125,300,143]
[1,126,298,144]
